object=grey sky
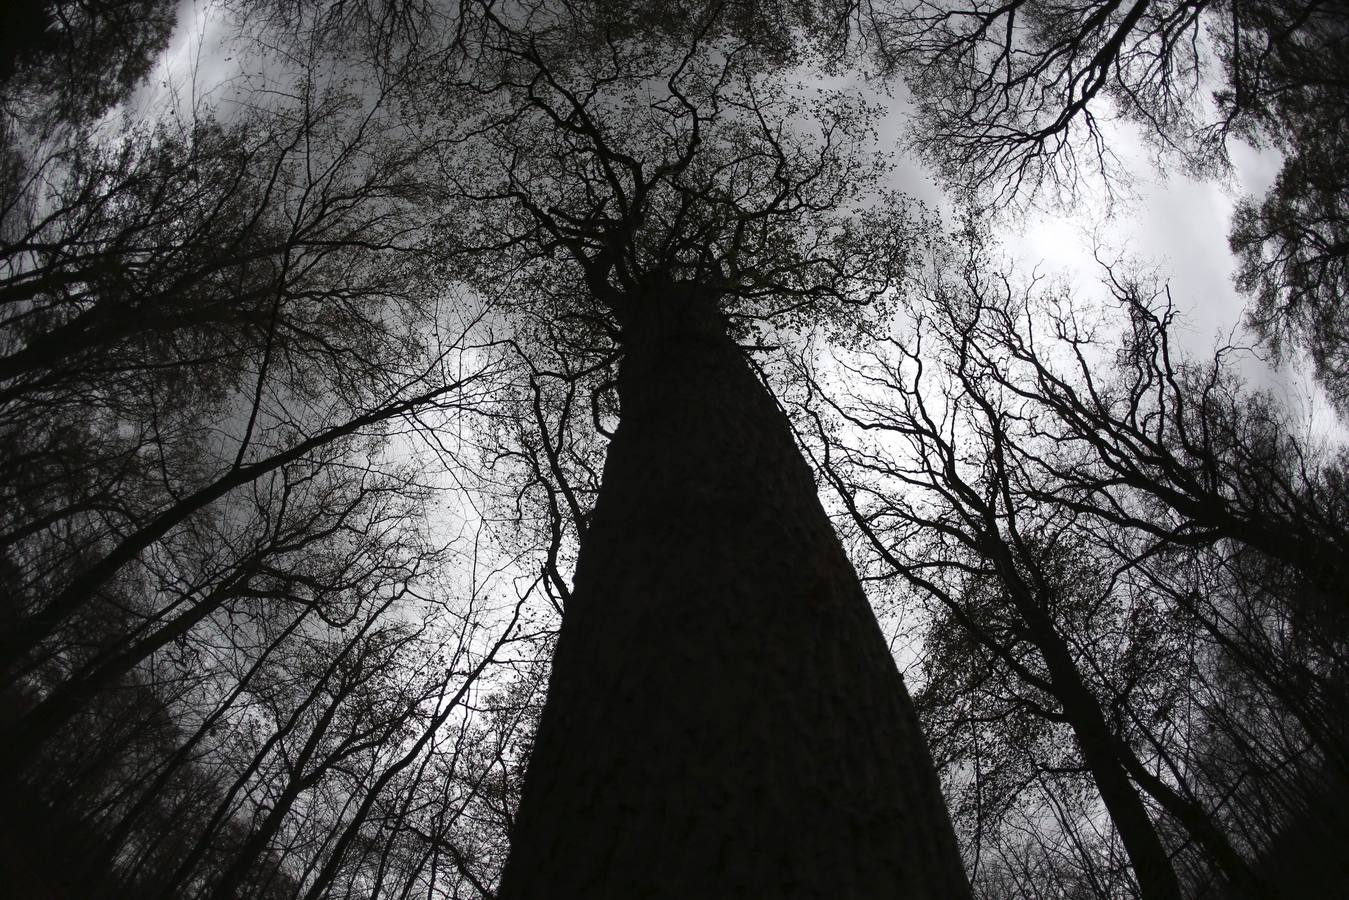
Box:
[871,75,1345,438]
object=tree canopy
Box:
[0,0,1346,897]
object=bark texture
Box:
[498,284,970,899]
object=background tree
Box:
[842,0,1349,412]
[793,228,1349,897]
[0,9,556,897]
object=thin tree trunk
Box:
[1023,607,1189,900]
[499,284,969,898]
[982,530,1258,898]
[0,562,259,772]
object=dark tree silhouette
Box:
[424,14,971,897]
[0,1,981,895]
[796,269,1205,899]
[20,0,1349,897]
[0,0,177,125]
[1230,120,1349,413]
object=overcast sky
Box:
[870,77,1349,441]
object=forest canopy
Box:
[0,0,1345,897]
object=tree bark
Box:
[498,283,969,898]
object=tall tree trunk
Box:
[1017,603,1189,900]
[499,283,969,898]
[980,531,1255,899]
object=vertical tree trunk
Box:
[499,284,970,898]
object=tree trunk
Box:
[1024,612,1188,900]
[985,537,1254,899]
[498,283,969,898]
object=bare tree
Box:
[793,228,1348,896]
[408,11,973,896]
[817,0,1349,408]
[0,15,559,898]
